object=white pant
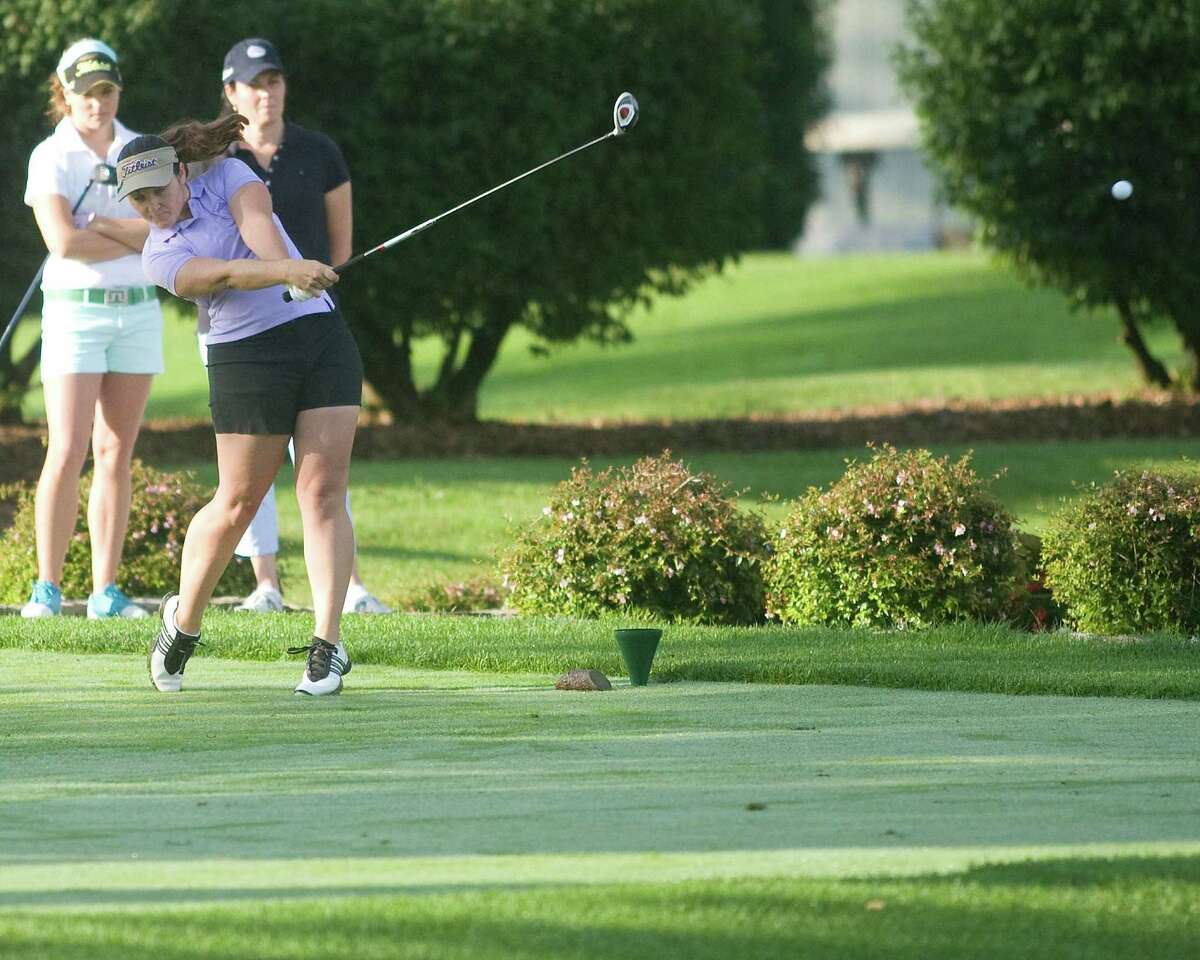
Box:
[199,333,354,559]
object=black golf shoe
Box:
[149,594,202,692]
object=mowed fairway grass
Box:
[1,648,1198,959]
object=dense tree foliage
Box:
[897,0,1200,388]
[0,0,830,422]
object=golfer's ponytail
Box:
[160,114,247,163]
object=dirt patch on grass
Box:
[3,390,1199,487]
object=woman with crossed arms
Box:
[22,38,159,621]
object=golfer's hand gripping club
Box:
[282,92,639,302]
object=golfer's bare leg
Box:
[35,373,102,583]
[88,372,152,591]
[292,406,359,644]
[175,434,289,634]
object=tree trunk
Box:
[423,308,518,422]
[355,319,421,420]
[1116,297,1171,388]
[1171,317,1200,392]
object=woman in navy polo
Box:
[204,37,390,617]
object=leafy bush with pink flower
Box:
[765,445,1023,627]
[0,460,254,603]
[499,452,768,624]
[1042,469,1200,634]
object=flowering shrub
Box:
[0,459,255,603]
[765,445,1023,627]
[499,452,768,624]
[401,576,508,613]
[1042,469,1200,634]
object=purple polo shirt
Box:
[142,158,334,345]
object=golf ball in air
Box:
[1111,180,1133,201]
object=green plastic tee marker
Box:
[614,628,662,686]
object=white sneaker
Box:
[236,585,285,613]
[290,638,352,696]
[149,595,202,693]
[342,588,392,614]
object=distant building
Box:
[796,0,969,255]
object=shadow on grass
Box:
[944,852,1200,888]
[1,856,1196,959]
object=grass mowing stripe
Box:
[1,865,1197,959]
[2,614,1198,698]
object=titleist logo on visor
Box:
[73,57,112,77]
[121,156,160,176]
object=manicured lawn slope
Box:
[17,251,1185,423]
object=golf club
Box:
[0,163,118,358]
[283,92,640,301]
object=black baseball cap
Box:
[221,38,285,85]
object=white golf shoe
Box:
[236,585,285,613]
[290,638,352,696]
[342,587,392,614]
[149,595,202,693]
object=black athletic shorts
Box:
[206,309,363,435]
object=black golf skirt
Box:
[206,309,363,435]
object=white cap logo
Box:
[222,66,234,81]
[247,44,267,58]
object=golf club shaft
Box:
[284,129,617,300]
[0,179,100,358]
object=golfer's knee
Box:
[297,477,347,519]
[215,488,267,530]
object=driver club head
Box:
[613,92,639,136]
[92,163,118,185]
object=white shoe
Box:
[342,588,392,614]
[290,638,352,696]
[149,595,202,693]
[236,585,285,613]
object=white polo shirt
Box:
[24,117,148,291]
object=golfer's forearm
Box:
[174,257,293,298]
[221,259,294,292]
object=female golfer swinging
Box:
[112,115,360,695]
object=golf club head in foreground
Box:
[613,92,639,136]
[92,163,118,185]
